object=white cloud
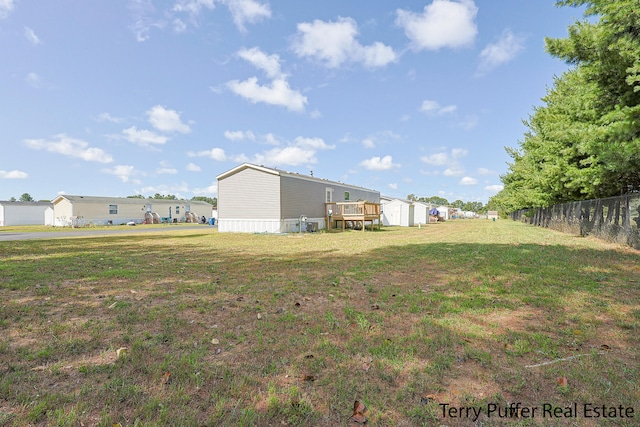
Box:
[122,126,169,148]
[360,155,398,171]
[459,176,477,185]
[224,130,256,141]
[172,0,215,14]
[443,167,465,176]
[26,72,44,88]
[147,105,191,133]
[223,0,271,32]
[238,47,284,79]
[157,167,178,174]
[173,18,187,32]
[422,149,467,176]
[0,0,15,19]
[396,0,478,51]
[477,29,524,75]
[484,184,504,192]
[293,136,335,150]
[95,112,124,123]
[0,169,28,179]
[128,0,166,42]
[388,183,398,190]
[420,99,457,115]
[420,152,448,166]
[192,182,218,196]
[291,17,396,69]
[254,146,316,166]
[24,134,114,163]
[186,162,201,172]
[103,165,142,183]
[188,147,228,161]
[477,167,495,175]
[362,138,375,149]
[227,77,307,112]
[451,148,468,158]
[24,27,42,45]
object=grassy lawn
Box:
[1,220,638,426]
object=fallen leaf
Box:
[295,302,301,307]
[236,296,244,301]
[557,376,568,387]
[361,362,371,372]
[116,347,128,358]
[304,354,314,359]
[421,394,438,404]
[108,302,118,309]
[351,400,367,424]
[161,371,172,385]
[600,344,611,351]
[31,365,46,372]
[215,348,221,355]
[302,374,316,381]
[211,338,220,345]
[257,313,262,320]
[371,304,380,310]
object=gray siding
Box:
[219,167,280,219]
[280,176,328,218]
[280,175,380,219]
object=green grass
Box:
[0,220,639,426]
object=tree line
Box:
[489,0,640,213]
[406,194,485,213]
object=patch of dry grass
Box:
[0,220,638,426]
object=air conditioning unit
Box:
[306,222,318,232]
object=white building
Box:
[380,196,414,227]
[0,201,54,226]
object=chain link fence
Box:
[510,194,640,249]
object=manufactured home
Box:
[216,163,380,233]
[0,201,53,226]
[52,195,213,227]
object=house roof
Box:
[52,195,212,207]
[217,163,379,193]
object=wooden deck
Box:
[325,202,381,231]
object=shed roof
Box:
[217,163,379,193]
[0,201,53,207]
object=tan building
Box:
[52,195,213,227]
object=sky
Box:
[1,0,587,204]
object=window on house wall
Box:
[326,188,333,203]
[185,205,190,213]
[176,206,180,215]
[344,191,350,201]
[109,205,118,214]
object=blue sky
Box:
[1,0,586,203]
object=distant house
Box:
[0,201,53,226]
[216,163,380,233]
[380,196,414,227]
[52,195,213,227]
[487,210,499,220]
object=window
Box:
[344,191,350,201]
[176,206,180,215]
[109,205,118,214]
[326,188,333,203]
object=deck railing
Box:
[325,202,380,218]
